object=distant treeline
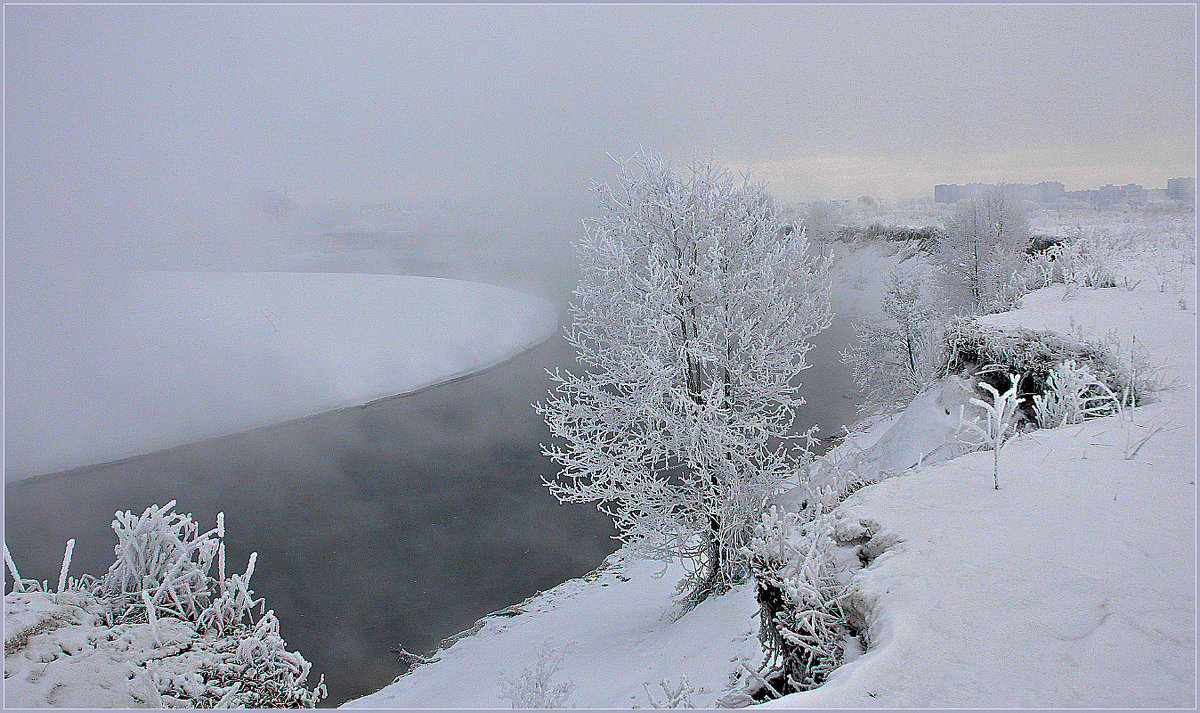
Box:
[832,224,1065,255]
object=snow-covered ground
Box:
[343,210,1195,709]
[344,550,764,709]
[768,277,1196,708]
[4,272,557,480]
[6,210,1193,708]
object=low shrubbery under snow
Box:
[4,503,326,708]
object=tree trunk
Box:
[682,516,726,610]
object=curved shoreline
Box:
[6,271,560,482]
[11,327,561,488]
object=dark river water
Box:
[4,317,861,707]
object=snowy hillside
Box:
[4,272,558,480]
[768,277,1196,708]
[343,211,1195,709]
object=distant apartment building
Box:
[934,181,1065,204]
[1167,177,1195,204]
[935,179,1188,207]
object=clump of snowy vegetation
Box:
[841,272,946,415]
[4,502,326,708]
[746,507,853,698]
[538,151,831,606]
[1029,359,1122,427]
[941,317,1149,413]
[498,647,574,708]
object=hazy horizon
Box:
[5,4,1196,273]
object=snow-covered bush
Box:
[5,502,326,708]
[644,676,697,708]
[1030,360,1122,427]
[498,647,574,708]
[100,500,220,623]
[1050,235,1117,289]
[941,317,1144,405]
[539,151,831,605]
[841,272,946,415]
[747,507,851,697]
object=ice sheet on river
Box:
[5,271,558,480]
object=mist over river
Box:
[5,304,861,706]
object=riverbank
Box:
[4,332,618,707]
[344,212,1195,708]
[5,271,558,480]
[768,274,1196,708]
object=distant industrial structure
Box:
[934,178,1194,208]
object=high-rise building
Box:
[1167,177,1195,204]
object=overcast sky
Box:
[5,3,1196,267]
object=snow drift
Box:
[5,271,558,480]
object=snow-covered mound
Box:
[343,549,763,709]
[766,276,1196,707]
[5,272,558,480]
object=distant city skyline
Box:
[731,134,1195,204]
[932,176,1195,206]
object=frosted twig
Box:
[1124,424,1164,460]
[57,539,75,593]
[738,660,782,699]
[5,542,24,593]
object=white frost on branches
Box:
[538,151,831,603]
[957,373,1023,490]
[841,272,946,415]
[936,187,1031,315]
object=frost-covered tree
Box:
[537,152,831,605]
[936,186,1031,314]
[840,272,945,414]
[800,200,844,256]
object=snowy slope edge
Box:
[764,277,1197,708]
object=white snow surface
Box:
[345,212,1195,709]
[343,549,764,709]
[5,271,557,480]
[767,274,1197,707]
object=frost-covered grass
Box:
[6,271,558,480]
[4,503,326,708]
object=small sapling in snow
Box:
[957,371,1022,490]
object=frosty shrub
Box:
[184,608,326,708]
[934,186,1031,315]
[101,500,220,622]
[538,151,831,605]
[5,502,328,707]
[956,371,1022,490]
[644,676,697,709]
[941,317,1143,404]
[747,508,850,696]
[841,272,946,415]
[1030,360,1122,427]
[1048,235,1116,289]
[499,648,574,709]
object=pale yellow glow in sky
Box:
[731,132,1198,202]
